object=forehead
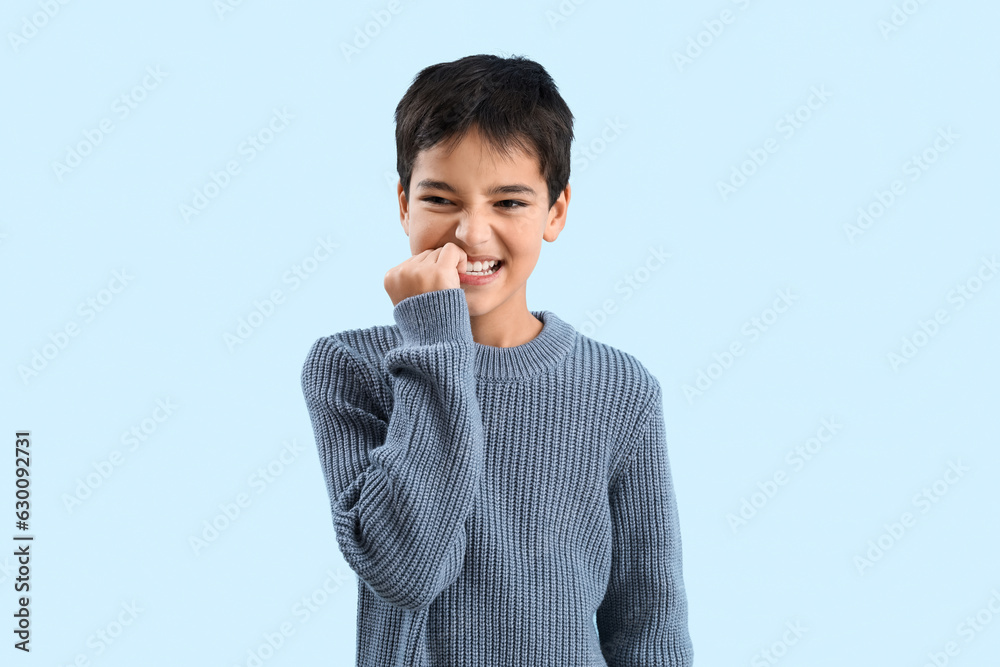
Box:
[414,128,542,179]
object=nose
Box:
[454,209,491,247]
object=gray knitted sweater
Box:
[300,288,693,666]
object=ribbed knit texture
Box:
[300,288,693,666]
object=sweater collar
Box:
[473,310,576,380]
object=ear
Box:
[397,180,409,236]
[543,183,570,242]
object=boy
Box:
[301,53,693,666]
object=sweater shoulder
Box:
[572,331,662,408]
[306,319,401,362]
[300,323,400,410]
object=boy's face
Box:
[397,125,570,318]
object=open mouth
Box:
[465,260,503,276]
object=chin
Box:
[463,295,495,314]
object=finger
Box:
[419,247,443,265]
[438,242,467,268]
[407,248,435,266]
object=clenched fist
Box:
[384,243,468,307]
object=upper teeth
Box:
[466,260,499,272]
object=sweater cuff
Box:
[393,288,474,347]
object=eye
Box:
[496,200,527,209]
[421,196,452,206]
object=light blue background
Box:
[3,0,998,665]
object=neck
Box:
[467,291,543,348]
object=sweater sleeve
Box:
[596,380,693,666]
[300,288,485,611]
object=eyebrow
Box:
[415,179,537,198]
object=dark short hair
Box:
[394,53,574,210]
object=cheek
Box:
[507,245,541,272]
[406,221,435,246]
